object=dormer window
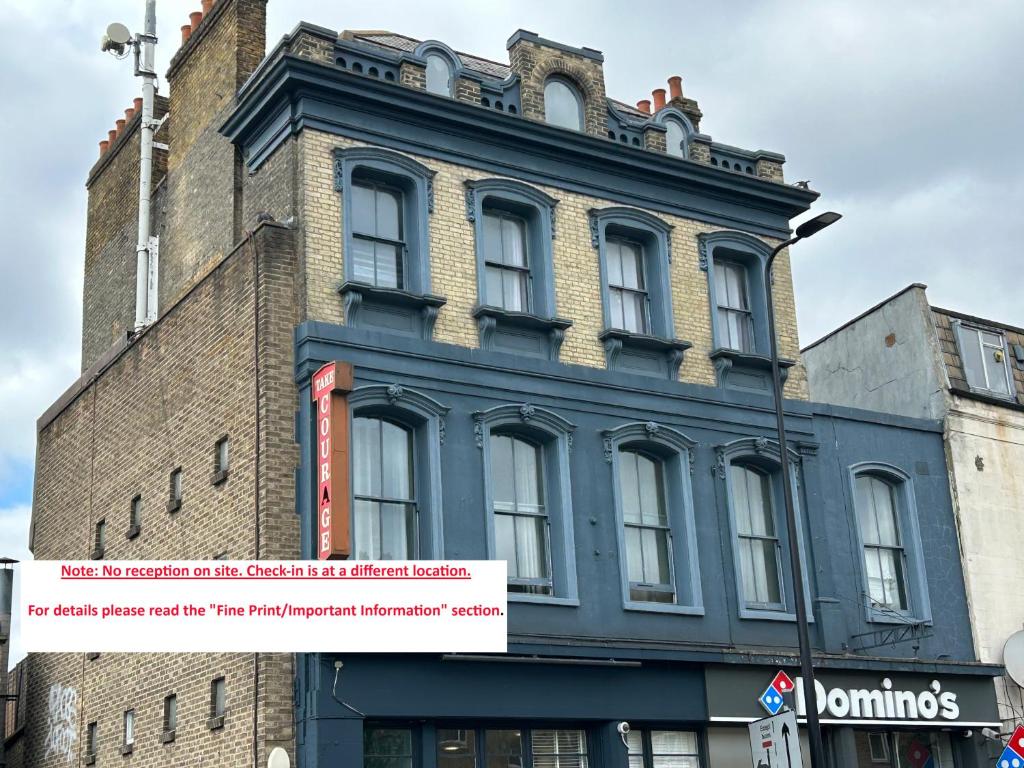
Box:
[665,118,687,158]
[956,322,1013,397]
[425,53,453,97]
[543,77,583,130]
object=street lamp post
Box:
[764,211,841,768]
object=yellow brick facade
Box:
[298,129,807,397]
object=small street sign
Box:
[748,709,803,768]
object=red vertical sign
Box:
[312,361,353,560]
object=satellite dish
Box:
[1003,630,1024,687]
[268,747,291,768]
[105,23,132,45]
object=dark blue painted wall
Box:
[293,322,975,664]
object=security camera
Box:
[981,728,1001,742]
[961,730,973,739]
[617,722,631,736]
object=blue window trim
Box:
[847,461,933,626]
[333,146,436,295]
[602,421,704,616]
[715,437,814,622]
[698,230,797,389]
[472,403,579,606]
[698,230,772,355]
[652,108,696,159]
[589,207,689,379]
[465,178,572,360]
[415,41,460,97]
[349,384,449,560]
[465,177,559,315]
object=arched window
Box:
[855,474,910,612]
[425,53,453,96]
[353,416,415,559]
[665,119,687,158]
[731,464,783,609]
[619,449,673,603]
[543,77,583,130]
[490,433,550,594]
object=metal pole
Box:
[134,0,157,330]
[0,563,14,768]
[765,238,826,768]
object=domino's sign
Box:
[997,725,1024,768]
[759,670,960,722]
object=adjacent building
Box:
[804,283,1024,737]
[12,2,1003,767]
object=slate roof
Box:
[348,31,513,80]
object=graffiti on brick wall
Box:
[44,682,78,763]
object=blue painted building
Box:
[221,22,1001,768]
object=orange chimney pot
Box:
[115,118,126,136]
[108,129,118,145]
[201,0,213,13]
[668,76,683,100]
[652,88,666,111]
[190,11,203,31]
[125,107,135,122]
[636,99,651,114]
[181,24,192,43]
[133,97,143,112]
[99,140,109,156]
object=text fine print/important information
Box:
[18,560,507,653]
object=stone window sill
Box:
[339,280,446,340]
[599,328,692,379]
[126,523,141,540]
[709,347,796,391]
[207,714,226,730]
[90,547,104,561]
[166,498,182,514]
[211,469,229,486]
[473,305,572,360]
[160,729,176,744]
[85,754,96,766]
[121,743,134,756]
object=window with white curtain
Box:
[353,416,416,559]
[123,709,135,746]
[490,433,551,594]
[619,449,674,603]
[543,77,583,130]
[351,181,405,289]
[627,730,701,768]
[607,237,650,333]
[483,210,529,311]
[425,53,453,96]
[714,259,754,352]
[856,474,910,613]
[731,464,783,609]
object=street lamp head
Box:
[795,211,842,239]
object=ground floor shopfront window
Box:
[364,724,706,768]
[853,730,954,768]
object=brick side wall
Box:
[297,130,807,396]
[23,222,299,767]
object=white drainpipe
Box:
[134,0,157,330]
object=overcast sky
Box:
[1,0,1022,666]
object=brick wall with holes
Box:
[19,222,300,768]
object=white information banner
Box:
[19,560,507,653]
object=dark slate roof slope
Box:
[348,30,513,80]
